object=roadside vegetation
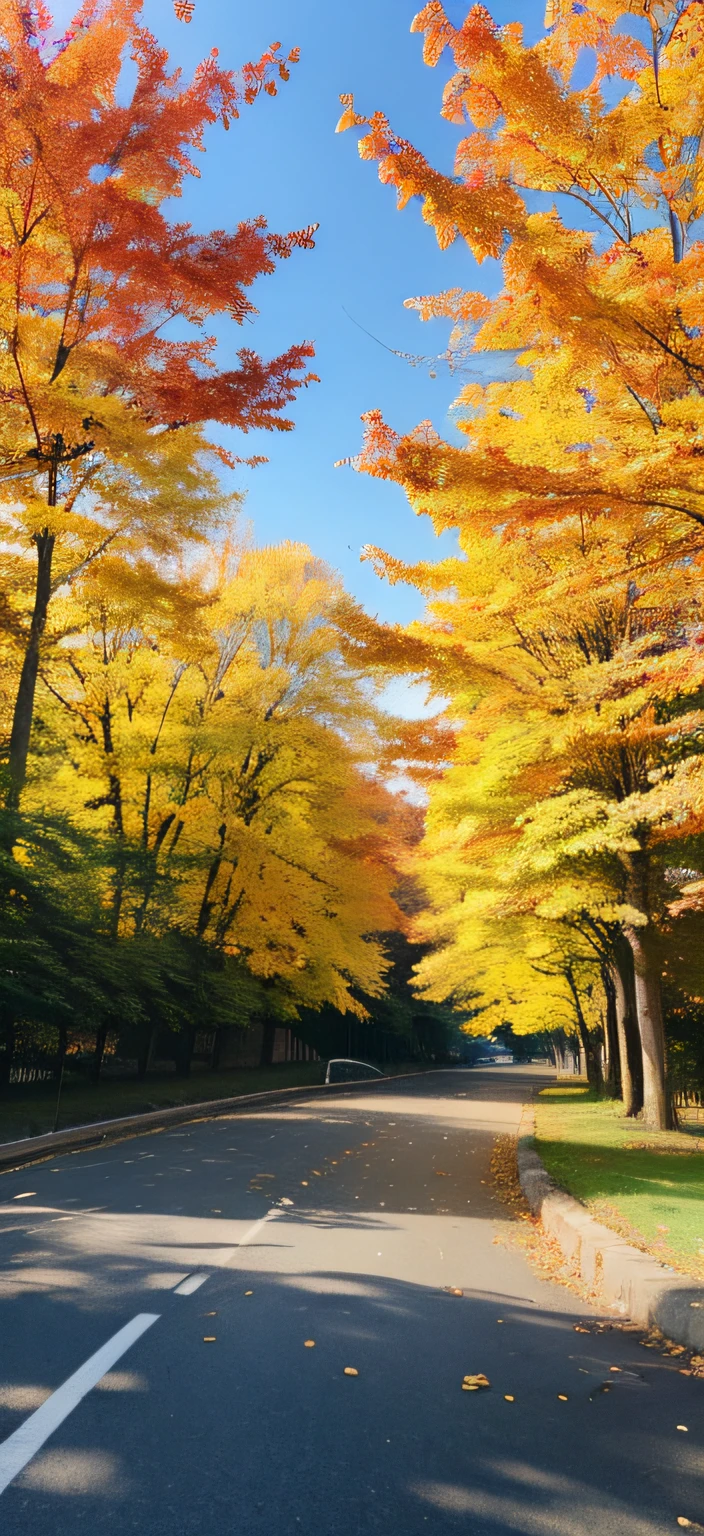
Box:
[536,1086,704,1279]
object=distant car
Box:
[476,1052,514,1065]
[325,1058,385,1085]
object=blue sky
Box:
[119,0,550,637]
[47,0,554,713]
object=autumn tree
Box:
[14,538,406,1077]
[337,0,704,1129]
[0,0,316,802]
[361,517,703,1125]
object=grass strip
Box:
[534,1086,704,1281]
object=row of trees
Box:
[340,0,704,1128]
[0,1,461,1089]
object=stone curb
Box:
[517,1104,704,1352]
[0,1067,435,1175]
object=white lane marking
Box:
[0,1314,159,1497]
[239,1208,282,1247]
[210,1209,283,1270]
[173,1273,209,1296]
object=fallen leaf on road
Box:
[304,1340,316,1348]
[609,1367,621,1373]
[504,1395,514,1402]
[244,1290,253,1296]
[497,1319,504,1324]
[203,1337,216,1343]
[462,1374,490,1391]
[573,1325,590,1333]
[677,1425,689,1432]
[435,1171,449,1177]
[311,1171,322,1176]
[558,1395,568,1401]
[344,1367,358,1376]
[301,1181,308,1186]
[279,1198,294,1206]
[445,1287,463,1297]
[204,1312,217,1317]
[678,1520,704,1530]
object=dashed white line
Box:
[173,1272,209,1296]
[0,1313,160,1497]
[239,1209,282,1247]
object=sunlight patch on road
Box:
[411,1470,669,1534]
[0,1386,50,1412]
[18,1448,128,1496]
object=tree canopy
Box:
[339,0,704,1128]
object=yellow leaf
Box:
[504,1395,515,1402]
[344,1367,359,1376]
[203,1337,216,1342]
[244,1291,253,1296]
[304,1340,316,1348]
[558,1394,568,1401]
[462,1374,490,1389]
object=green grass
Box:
[535,1086,704,1280]
[0,1061,327,1145]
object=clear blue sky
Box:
[127,0,550,632]
[49,0,548,649]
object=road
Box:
[0,1065,701,1534]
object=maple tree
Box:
[339,0,704,1129]
[0,0,317,804]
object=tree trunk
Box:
[136,1024,157,1081]
[260,1019,276,1067]
[611,949,642,1117]
[601,965,621,1098]
[566,968,601,1090]
[92,1023,109,1084]
[8,530,55,803]
[622,848,669,1130]
[173,1025,195,1077]
[55,1022,68,1079]
[623,922,669,1129]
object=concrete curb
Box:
[0,1067,434,1175]
[517,1104,704,1351]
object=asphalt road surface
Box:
[0,1065,702,1535]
